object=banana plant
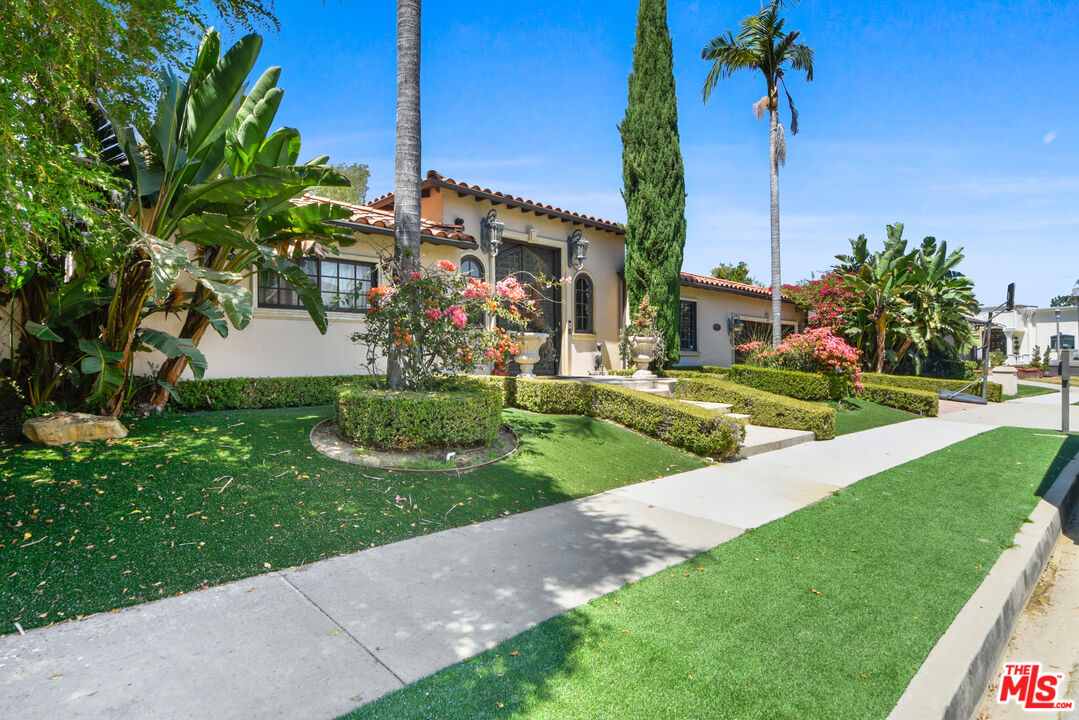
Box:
[96,28,354,413]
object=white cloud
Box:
[1044,130,1059,144]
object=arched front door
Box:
[496,243,562,376]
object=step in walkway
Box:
[0,417,997,720]
[678,399,815,458]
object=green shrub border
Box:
[667,370,836,440]
[863,372,1003,403]
[172,373,741,459]
[860,383,938,417]
[173,375,371,411]
[727,364,847,401]
[334,383,502,449]
[465,375,742,459]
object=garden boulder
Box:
[22,412,128,446]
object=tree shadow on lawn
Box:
[0,405,703,635]
[1035,433,1079,497]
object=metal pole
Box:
[981,313,992,400]
[1064,306,1073,433]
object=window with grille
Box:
[678,300,697,351]
[574,275,594,333]
[258,257,375,312]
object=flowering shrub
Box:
[735,327,863,393]
[350,261,536,390]
[782,271,858,334]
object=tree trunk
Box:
[768,107,782,345]
[875,315,888,374]
[148,309,213,410]
[388,0,422,391]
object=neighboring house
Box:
[675,272,804,367]
[140,171,805,379]
[974,301,1079,367]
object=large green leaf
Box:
[255,127,301,167]
[234,88,284,168]
[25,321,62,342]
[137,328,208,379]
[119,217,190,301]
[176,213,251,248]
[256,248,327,333]
[78,338,126,405]
[187,266,252,329]
[191,300,230,339]
[183,33,263,156]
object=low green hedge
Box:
[334,384,502,449]
[173,375,370,411]
[860,383,938,417]
[862,372,1003,403]
[672,365,728,376]
[590,384,742,459]
[669,371,836,440]
[727,364,847,401]
[515,379,594,415]
[462,374,741,459]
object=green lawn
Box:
[1006,384,1060,399]
[824,397,917,436]
[344,428,1077,720]
[0,407,704,633]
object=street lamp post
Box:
[1062,282,1079,433]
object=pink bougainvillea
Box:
[448,305,468,329]
[736,327,864,393]
[437,259,457,273]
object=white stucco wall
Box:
[675,286,803,368]
[438,192,625,376]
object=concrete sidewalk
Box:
[0,417,999,720]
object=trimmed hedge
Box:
[860,383,938,417]
[463,374,741,459]
[862,372,1003,403]
[334,384,502,449]
[727,364,847,401]
[672,365,728,376]
[669,371,836,440]
[173,375,370,411]
[515,379,594,415]
[590,384,742,459]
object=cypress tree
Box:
[620,0,687,363]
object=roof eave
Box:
[329,219,479,250]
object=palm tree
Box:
[389,0,422,390]
[701,0,813,344]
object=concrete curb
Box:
[888,448,1079,720]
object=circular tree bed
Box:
[314,383,517,472]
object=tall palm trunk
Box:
[388,0,421,391]
[148,285,214,409]
[768,106,782,345]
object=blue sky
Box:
[220,0,1078,306]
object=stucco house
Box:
[152,171,804,379]
[975,300,1079,368]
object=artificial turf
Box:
[343,427,1078,720]
[0,407,704,633]
[824,397,916,436]
[1005,384,1060,399]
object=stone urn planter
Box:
[630,335,657,377]
[512,331,549,378]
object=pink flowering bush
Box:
[350,261,535,390]
[735,328,864,394]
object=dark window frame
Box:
[460,254,485,280]
[258,257,377,313]
[574,274,594,334]
[679,300,698,352]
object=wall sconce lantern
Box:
[728,314,744,336]
[569,229,589,270]
[481,209,505,258]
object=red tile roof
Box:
[680,271,796,304]
[295,194,476,247]
[368,170,626,235]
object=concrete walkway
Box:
[0,414,1002,720]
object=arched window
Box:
[574,274,594,334]
[460,255,484,280]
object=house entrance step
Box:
[725,413,752,421]
[736,425,815,459]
